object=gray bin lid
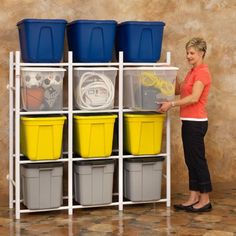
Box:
[22,162,63,169]
[74,159,115,166]
[124,157,164,163]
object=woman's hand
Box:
[157,101,172,113]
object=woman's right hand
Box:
[157,101,172,113]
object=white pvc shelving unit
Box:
[8,51,173,219]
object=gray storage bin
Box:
[124,157,164,201]
[21,162,63,209]
[74,159,114,205]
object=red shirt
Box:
[180,64,211,120]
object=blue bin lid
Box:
[17,18,67,26]
[67,19,117,26]
[118,21,165,26]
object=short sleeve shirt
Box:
[180,64,211,120]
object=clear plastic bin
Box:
[21,67,66,111]
[123,67,178,110]
[73,67,117,110]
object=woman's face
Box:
[186,47,204,66]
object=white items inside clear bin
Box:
[123,67,178,111]
[21,68,65,111]
[74,68,117,110]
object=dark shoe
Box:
[173,201,199,211]
[186,202,212,213]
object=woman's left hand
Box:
[157,101,172,113]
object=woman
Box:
[158,37,212,212]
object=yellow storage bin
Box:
[74,114,117,158]
[124,113,165,155]
[20,116,66,160]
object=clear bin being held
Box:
[123,67,178,111]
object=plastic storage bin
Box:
[124,157,164,201]
[20,116,66,160]
[67,20,117,62]
[74,159,114,205]
[21,67,66,111]
[73,67,117,110]
[116,21,165,62]
[124,113,165,155]
[123,67,178,111]
[21,162,63,209]
[73,114,117,157]
[17,18,67,62]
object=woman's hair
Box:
[185,37,207,58]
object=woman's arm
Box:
[157,80,204,112]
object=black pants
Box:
[182,120,212,193]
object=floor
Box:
[0,182,236,236]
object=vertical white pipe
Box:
[166,112,171,207]
[166,51,171,65]
[9,52,14,209]
[118,51,124,211]
[68,51,73,215]
[15,51,21,219]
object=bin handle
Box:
[92,165,106,168]
[39,168,54,171]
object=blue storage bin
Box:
[17,19,67,63]
[67,20,117,62]
[116,21,165,62]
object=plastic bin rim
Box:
[74,67,118,71]
[21,116,67,121]
[22,162,63,169]
[123,67,179,71]
[17,18,67,26]
[74,159,115,166]
[118,21,165,26]
[124,113,165,118]
[67,19,117,26]
[124,157,165,163]
[21,67,66,72]
[74,114,117,120]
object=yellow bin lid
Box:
[124,112,165,119]
[74,114,117,120]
